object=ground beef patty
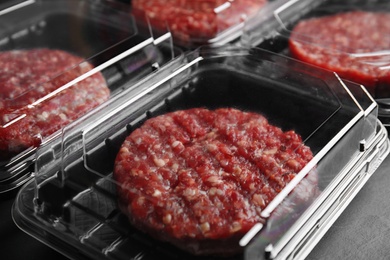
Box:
[114,108,316,256]
[132,0,267,46]
[289,11,390,97]
[0,48,110,160]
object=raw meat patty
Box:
[0,48,110,160]
[289,11,390,97]
[132,0,268,46]
[114,107,316,255]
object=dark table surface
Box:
[0,191,69,260]
[1,142,390,260]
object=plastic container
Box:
[130,0,290,48]
[12,46,390,260]
[241,0,390,127]
[0,0,180,193]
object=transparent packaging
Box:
[13,47,389,260]
[241,0,390,127]
[130,0,289,48]
[0,0,180,193]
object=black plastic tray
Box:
[13,47,373,260]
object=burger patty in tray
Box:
[289,10,390,97]
[131,0,268,46]
[0,48,110,160]
[114,107,316,256]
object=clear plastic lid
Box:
[130,0,289,48]
[241,0,390,124]
[0,0,179,192]
[13,46,386,260]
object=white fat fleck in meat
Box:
[2,114,11,123]
[171,140,185,153]
[37,111,49,121]
[252,194,266,208]
[59,113,67,121]
[237,211,249,220]
[287,159,300,170]
[209,187,217,196]
[263,147,278,155]
[278,152,290,161]
[233,166,242,176]
[183,188,196,199]
[37,85,45,93]
[137,196,145,206]
[79,62,89,69]
[254,148,263,158]
[119,146,130,154]
[209,187,224,196]
[172,163,179,172]
[230,221,242,233]
[219,170,230,177]
[206,143,218,152]
[10,76,19,86]
[135,137,142,145]
[130,169,137,176]
[158,124,166,132]
[42,111,49,119]
[220,160,228,167]
[153,157,166,167]
[200,222,210,233]
[237,140,248,147]
[206,130,217,139]
[206,176,222,186]
[199,190,207,196]
[163,213,172,224]
[172,140,181,148]
[152,189,161,197]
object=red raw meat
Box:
[0,48,110,160]
[289,11,390,97]
[132,0,268,46]
[114,107,316,255]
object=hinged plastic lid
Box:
[12,46,385,259]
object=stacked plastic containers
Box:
[11,1,390,260]
[0,0,180,193]
[242,0,390,125]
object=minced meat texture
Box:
[114,108,316,255]
[132,0,268,46]
[289,11,390,97]
[0,48,110,160]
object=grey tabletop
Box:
[308,149,390,260]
